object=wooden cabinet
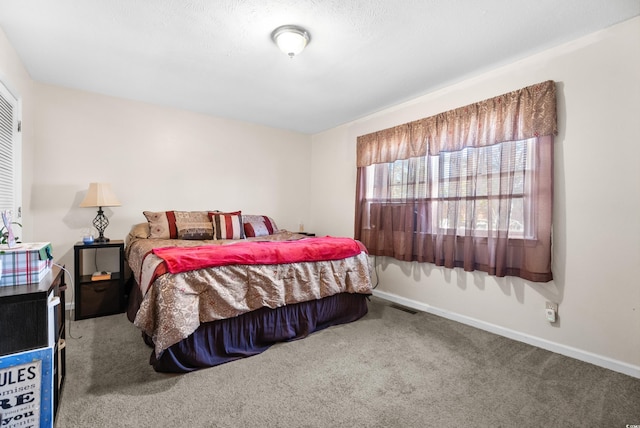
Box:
[73,240,125,320]
[0,264,66,418]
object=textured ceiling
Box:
[0,0,638,134]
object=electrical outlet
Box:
[545,301,558,323]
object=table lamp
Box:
[79,183,121,243]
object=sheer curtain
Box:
[355,81,557,282]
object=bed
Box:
[125,211,373,373]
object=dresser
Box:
[0,264,66,419]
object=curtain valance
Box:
[357,80,557,167]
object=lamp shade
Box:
[271,25,310,58]
[79,183,121,208]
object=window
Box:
[355,81,556,282]
[365,138,532,237]
[0,80,21,221]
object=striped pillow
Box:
[209,211,245,240]
[243,215,279,237]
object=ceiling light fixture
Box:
[271,25,310,58]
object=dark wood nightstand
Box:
[73,240,125,320]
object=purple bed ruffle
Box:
[133,291,369,373]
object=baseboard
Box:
[372,289,640,379]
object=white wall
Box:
[28,84,312,290]
[311,17,640,377]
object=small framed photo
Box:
[0,347,53,428]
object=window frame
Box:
[0,78,22,224]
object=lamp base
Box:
[92,207,110,243]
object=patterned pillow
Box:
[143,211,213,240]
[243,215,279,237]
[209,211,245,240]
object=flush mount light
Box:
[271,25,310,58]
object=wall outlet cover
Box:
[545,308,557,323]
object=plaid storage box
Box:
[0,242,53,286]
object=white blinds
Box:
[0,81,17,215]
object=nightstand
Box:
[73,240,125,320]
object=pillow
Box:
[243,215,279,237]
[209,211,245,240]
[143,211,213,240]
[129,222,150,239]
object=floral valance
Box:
[357,80,557,167]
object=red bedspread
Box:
[153,237,367,274]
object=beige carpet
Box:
[55,297,640,427]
